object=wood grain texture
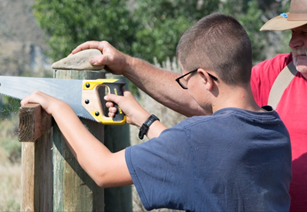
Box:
[104,122,132,212]
[20,127,53,211]
[21,142,35,211]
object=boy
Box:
[21,13,291,211]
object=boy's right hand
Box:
[105,90,150,128]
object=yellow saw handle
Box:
[82,79,126,125]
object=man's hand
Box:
[71,41,206,117]
[71,41,133,75]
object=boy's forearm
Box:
[52,102,132,188]
[124,58,206,117]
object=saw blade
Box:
[0,76,95,121]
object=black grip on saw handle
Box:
[82,78,126,125]
[103,81,126,122]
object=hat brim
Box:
[260,13,307,31]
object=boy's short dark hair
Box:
[176,13,252,85]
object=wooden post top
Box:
[19,103,53,142]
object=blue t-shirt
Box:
[125,107,292,212]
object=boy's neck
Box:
[211,83,264,113]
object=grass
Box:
[0,112,21,211]
[0,161,21,211]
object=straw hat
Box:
[260,0,307,31]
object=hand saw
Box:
[0,76,126,125]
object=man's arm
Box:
[72,41,207,117]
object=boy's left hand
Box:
[21,91,66,115]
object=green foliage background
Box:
[33,0,290,65]
[131,0,219,62]
[33,0,136,61]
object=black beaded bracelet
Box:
[138,114,160,139]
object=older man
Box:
[252,1,307,211]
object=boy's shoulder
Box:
[177,107,282,128]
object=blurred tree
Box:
[0,96,20,118]
[220,0,290,64]
[34,0,219,64]
[131,0,220,63]
[33,0,290,65]
[33,0,136,61]
[256,0,292,60]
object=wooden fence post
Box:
[18,73,132,212]
[52,70,105,211]
[19,103,53,211]
[103,76,132,212]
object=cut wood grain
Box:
[18,103,53,142]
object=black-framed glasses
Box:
[175,68,218,89]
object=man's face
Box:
[289,24,307,77]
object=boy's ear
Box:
[197,68,214,90]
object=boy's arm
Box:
[72,41,206,117]
[105,91,167,139]
[21,91,132,188]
